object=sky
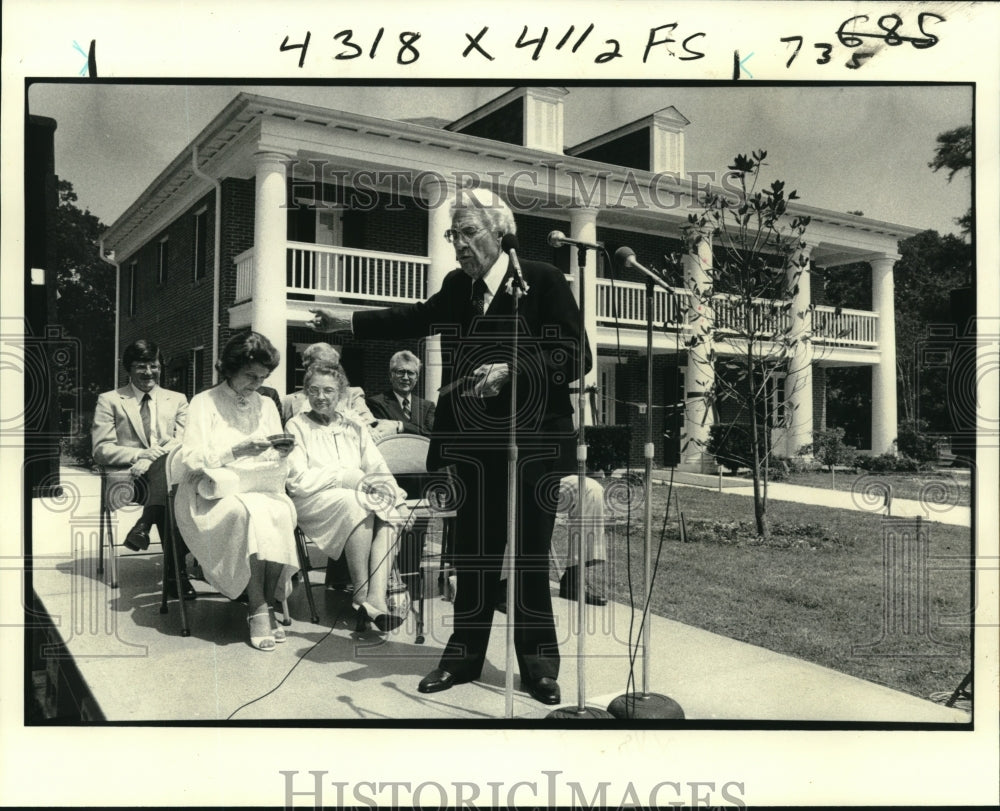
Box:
[28,82,972,236]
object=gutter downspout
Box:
[191,145,222,384]
[98,237,119,387]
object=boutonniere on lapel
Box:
[504,275,530,298]
[500,233,530,298]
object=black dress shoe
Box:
[165,572,197,601]
[522,676,561,705]
[123,521,151,551]
[417,668,472,694]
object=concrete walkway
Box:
[645,469,971,527]
[25,466,968,723]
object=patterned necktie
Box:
[471,277,488,315]
[402,398,411,421]
[140,393,152,444]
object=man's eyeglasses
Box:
[391,369,418,378]
[444,226,485,244]
[306,387,339,398]
[130,363,161,372]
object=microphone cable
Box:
[226,496,426,720]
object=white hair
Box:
[450,187,516,236]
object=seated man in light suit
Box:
[92,339,194,598]
[365,350,435,438]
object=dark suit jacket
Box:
[353,258,591,469]
[366,390,435,437]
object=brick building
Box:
[100,88,917,468]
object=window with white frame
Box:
[190,346,205,397]
[157,237,169,285]
[597,358,616,425]
[193,208,209,281]
[128,261,137,316]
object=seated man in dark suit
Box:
[92,339,194,598]
[365,350,436,437]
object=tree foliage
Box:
[53,179,114,421]
[928,125,972,235]
[818,229,971,443]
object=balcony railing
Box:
[234,242,430,305]
[593,279,878,349]
[233,248,878,350]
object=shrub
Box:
[766,456,790,481]
[856,452,922,473]
[586,425,631,474]
[60,429,95,469]
[801,427,857,470]
[708,423,756,473]
[896,419,940,465]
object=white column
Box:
[422,175,454,403]
[871,253,899,454]
[785,242,815,457]
[252,150,291,390]
[682,228,714,470]
[569,207,599,425]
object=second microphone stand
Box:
[606,267,685,720]
[548,245,614,720]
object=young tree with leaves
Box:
[682,150,814,538]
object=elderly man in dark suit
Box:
[366,350,436,437]
[92,338,194,598]
[310,189,590,705]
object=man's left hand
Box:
[129,458,152,478]
[472,363,509,398]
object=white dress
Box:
[285,410,407,560]
[172,384,299,600]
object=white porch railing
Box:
[594,279,688,328]
[811,305,878,348]
[233,242,430,305]
[233,252,879,350]
[593,279,878,348]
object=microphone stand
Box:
[607,263,685,720]
[548,245,614,720]
[504,266,524,719]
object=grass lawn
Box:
[557,480,973,706]
[744,468,972,507]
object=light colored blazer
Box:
[92,384,189,467]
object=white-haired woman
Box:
[285,363,408,631]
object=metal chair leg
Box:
[160,493,190,637]
[295,528,320,623]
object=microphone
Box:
[615,246,672,291]
[615,246,650,274]
[547,230,603,251]
[500,233,529,294]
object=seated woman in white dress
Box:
[285,363,408,632]
[172,331,300,651]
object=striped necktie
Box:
[140,393,152,444]
[402,398,411,421]
[471,277,488,315]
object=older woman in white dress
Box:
[285,364,407,632]
[172,332,299,651]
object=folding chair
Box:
[97,465,145,590]
[160,446,193,634]
[375,434,457,644]
[291,527,322,624]
[96,450,192,632]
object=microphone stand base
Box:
[607,692,685,720]
[546,705,616,720]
